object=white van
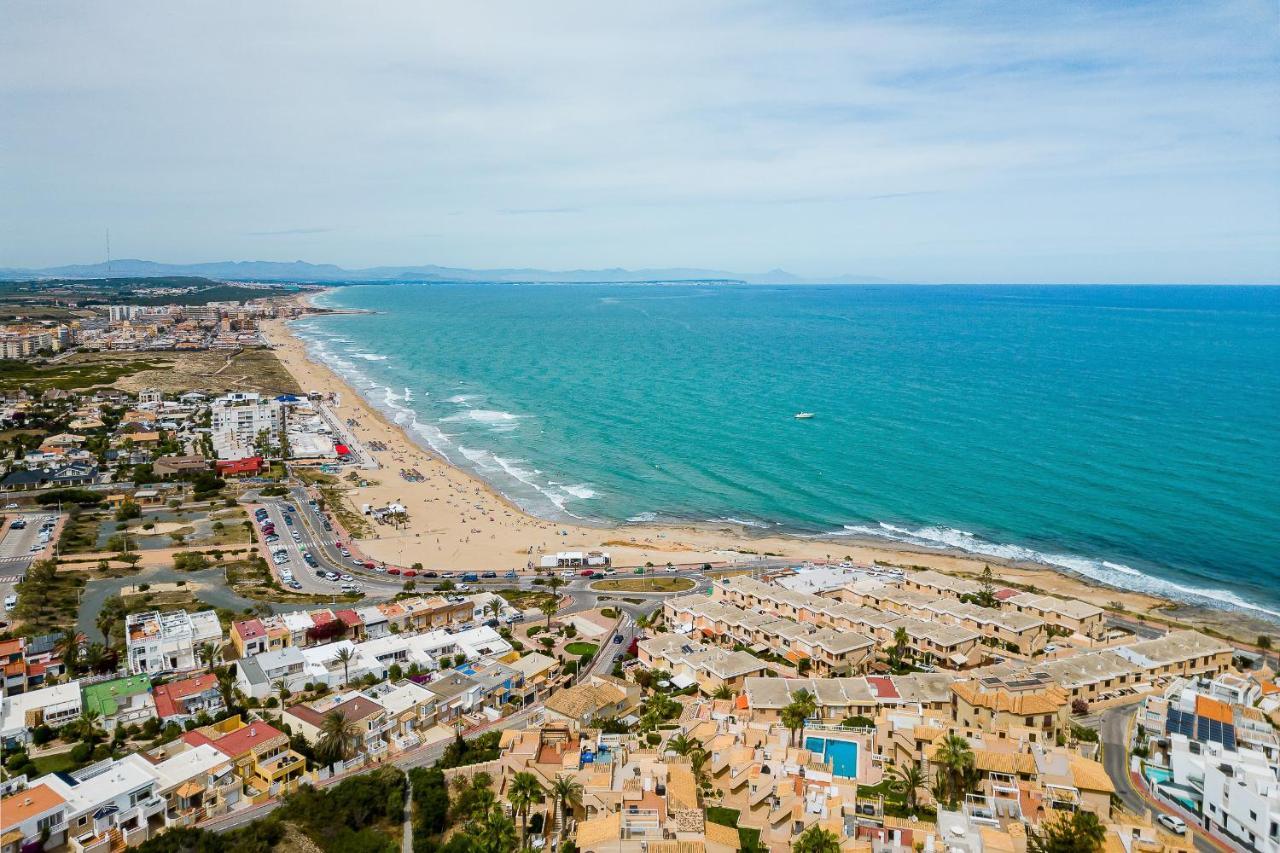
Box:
[3,593,17,611]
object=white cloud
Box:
[0,0,1276,282]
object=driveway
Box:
[1100,706,1228,853]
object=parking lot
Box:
[0,511,59,578]
[254,502,388,598]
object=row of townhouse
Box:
[742,673,956,722]
[902,568,1107,639]
[233,624,516,699]
[228,593,490,657]
[1,672,229,749]
[636,634,771,694]
[662,595,879,675]
[838,582,1049,656]
[694,576,989,669]
[0,635,66,697]
[711,575,988,668]
[0,714,296,853]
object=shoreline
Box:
[260,290,1271,642]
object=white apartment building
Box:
[0,681,83,749]
[125,610,223,676]
[209,392,284,460]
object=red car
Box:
[580,569,594,577]
[402,569,417,577]
[387,568,401,575]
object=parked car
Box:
[612,633,623,644]
[590,572,605,579]
[461,573,478,582]
[481,571,497,578]
[423,571,439,578]
[1156,815,1186,835]
[288,581,302,590]
[340,574,354,582]
[402,569,417,577]
[387,568,401,575]
[3,594,16,611]
[315,570,326,578]
[325,572,340,581]
[505,570,519,578]
[580,570,594,577]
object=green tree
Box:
[712,684,734,701]
[934,734,975,808]
[316,709,361,767]
[548,774,582,835]
[97,594,127,648]
[1028,810,1107,853]
[508,771,543,847]
[976,564,999,608]
[335,646,355,686]
[115,499,141,521]
[666,733,700,757]
[888,763,927,814]
[792,824,841,853]
[891,626,910,667]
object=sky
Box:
[1,1,1277,283]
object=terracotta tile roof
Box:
[952,680,1069,715]
[335,609,363,628]
[153,673,219,719]
[234,619,265,640]
[0,784,65,831]
[1195,694,1233,725]
[208,721,285,757]
[1068,755,1116,794]
[704,822,740,850]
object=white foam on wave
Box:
[560,483,597,500]
[834,522,1280,620]
[403,388,415,402]
[354,352,388,361]
[446,394,481,404]
[441,409,521,426]
[628,512,659,523]
[713,517,772,529]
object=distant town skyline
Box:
[2,1,1277,284]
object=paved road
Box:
[0,512,49,577]
[1100,706,1224,853]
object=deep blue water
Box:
[293,284,1280,618]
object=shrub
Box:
[645,732,661,746]
[70,742,93,763]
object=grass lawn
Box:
[564,642,599,656]
[31,750,78,775]
[706,807,739,827]
[591,577,695,593]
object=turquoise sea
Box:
[293,284,1280,619]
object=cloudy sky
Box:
[1,1,1277,282]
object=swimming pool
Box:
[804,736,860,779]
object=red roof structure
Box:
[334,444,351,456]
[154,673,219,719]
[216,456,263,476]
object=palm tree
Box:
[198,641,219,673]
[792,689,817,719]
[934,734,975,808]
[549,774,582,833]
[890,626,909,667]
[793,824,841,853]
[57,632,86,675]
[334,646,355,686]
[216,673,237,712]
[81,642,106,674]
[689,747,710,799]
[485,598,504,621]
[888,763,927,814]
[667,733,700,757]
[712,684,734,701]
[78,708,102,740]
[316,709,361,767]
[96,595,126,649]
[508,771,543,847]
[781,703,807,748]
[471,805,518,853]
[273,676,291,704]
[1028,810,1107,853]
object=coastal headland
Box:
[262,293,1269,643]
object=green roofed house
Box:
[81,674,156,730]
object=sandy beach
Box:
[260,298,1261,642]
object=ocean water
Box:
[292,283,1280,619]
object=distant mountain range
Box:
[0,258,896,285]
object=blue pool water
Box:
[805,736,860,778]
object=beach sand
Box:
[260,301,1259,643]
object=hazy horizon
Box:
[2,1,1278,284]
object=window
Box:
[37,812,63,833]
